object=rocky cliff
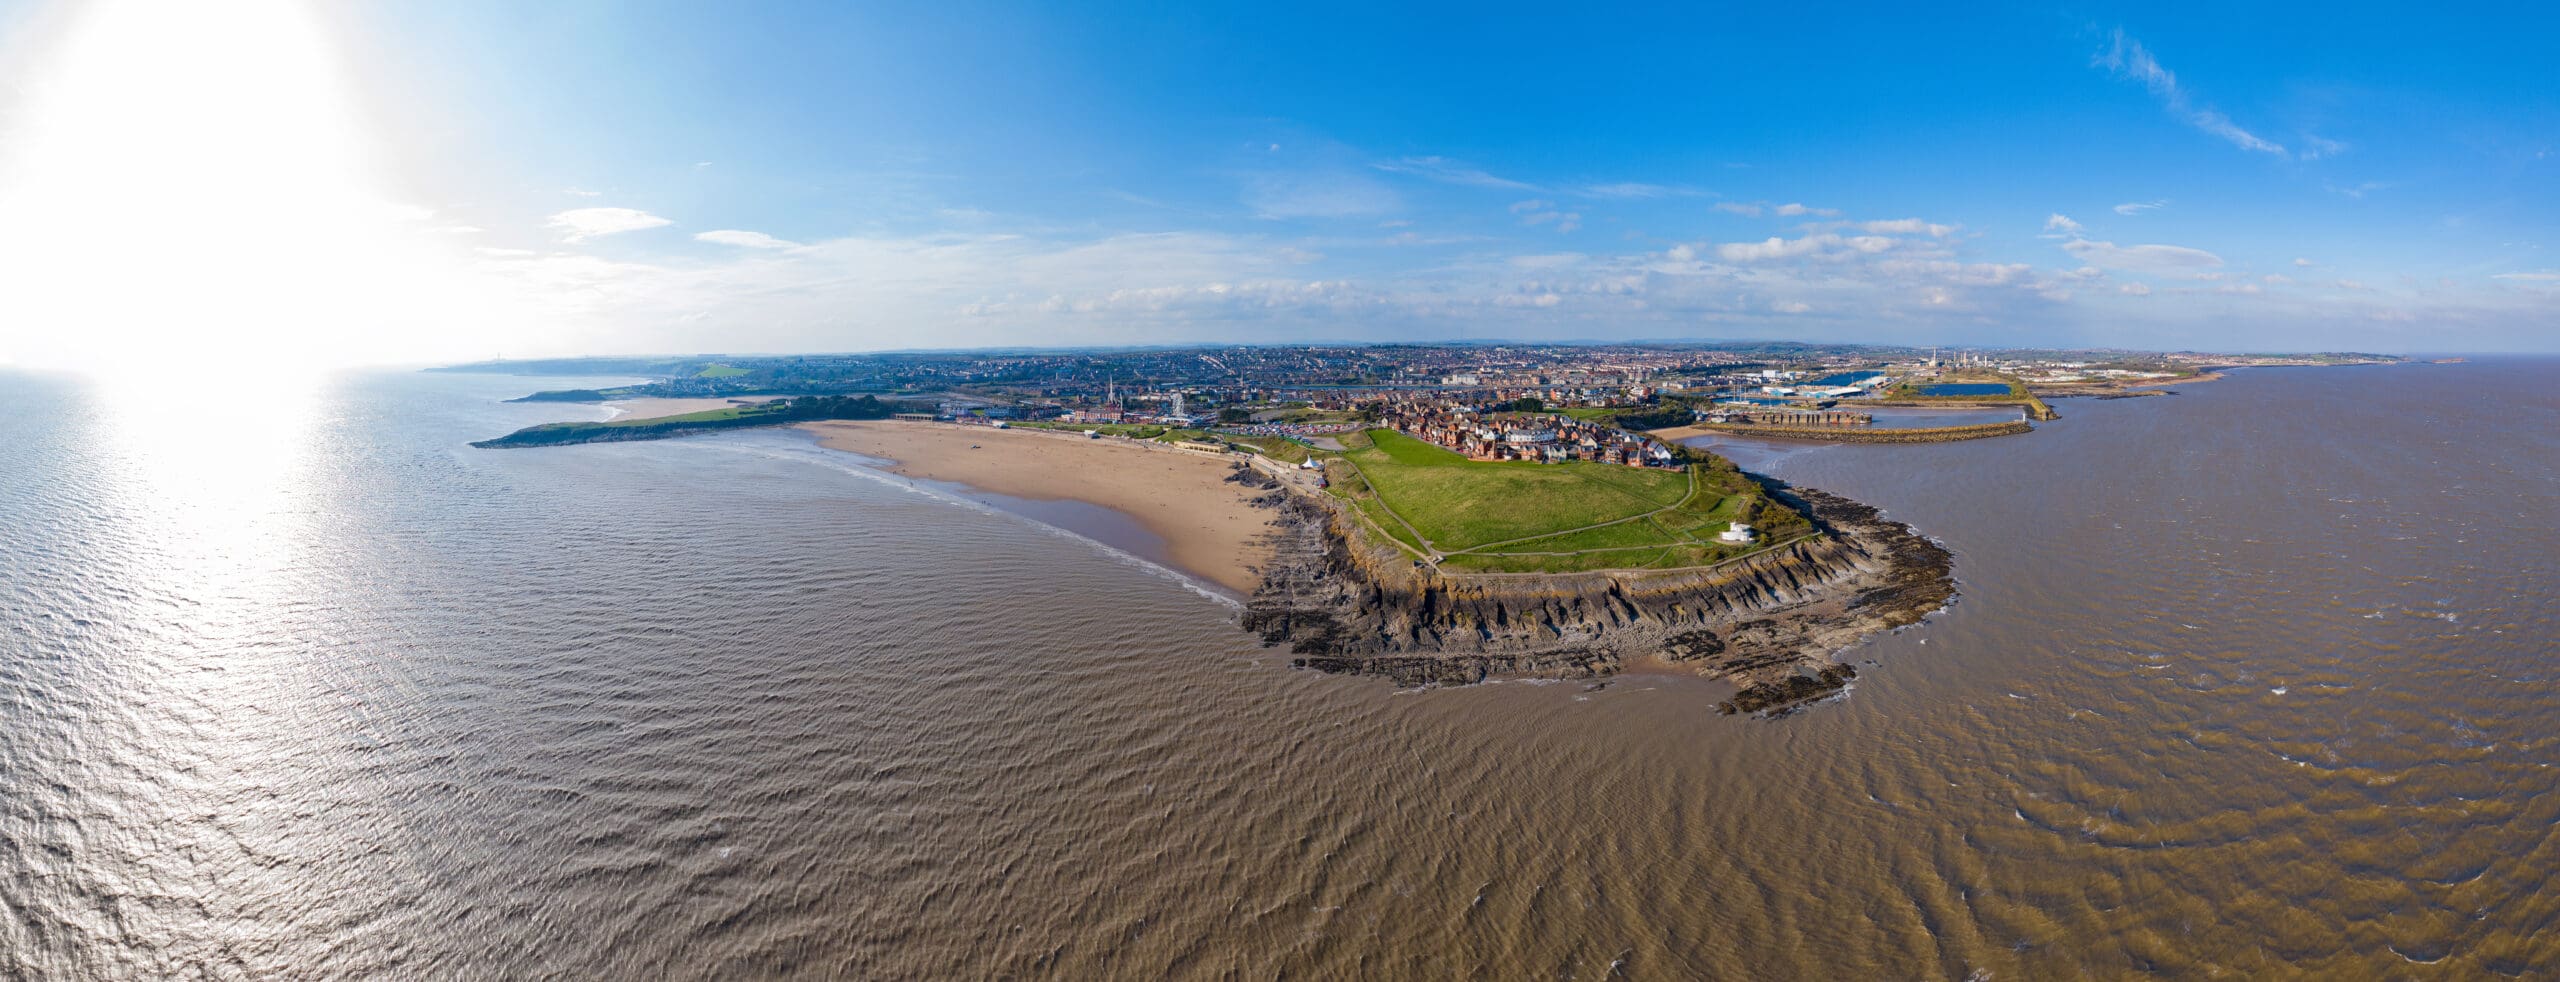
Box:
[1240,476,1954,716]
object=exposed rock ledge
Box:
[1238,474,1954,717]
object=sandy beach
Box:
[800,420,1276,595]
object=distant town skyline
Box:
[0,0,2552,372]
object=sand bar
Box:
[800,420,1274,595]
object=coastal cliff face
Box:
[1240,475,1954,716]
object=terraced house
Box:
[1382,405,1678,468]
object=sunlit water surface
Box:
[1,361,2554,977]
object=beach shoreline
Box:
[799,419,1278,595]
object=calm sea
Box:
[1,359,2554,977]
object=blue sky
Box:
[2,0,2554,361]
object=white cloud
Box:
[1773,202,1838,217]
[2294,257,2317,267]
[1579,182,1702,199]
[564,187,603,197]
[1510,199,1581,233]
[2059,237,2224,272]
[547,207,673,241]
[1773,300,1812,314]
[1714,202,1764,217]
[695,229,799,249]
[1715,233,1897,262]
[2044,213,2084,235]
[2119,282,2153,296]
[2094,28,2285,156]
[2113,199,2168,216]
[1373,156,1538,190]
[2493,271,2560,282]
[2301,134,2349,160]
[1859,218,1954,236]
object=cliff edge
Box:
[1241,474,1954,716]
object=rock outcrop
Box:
[1241,475,1954,716]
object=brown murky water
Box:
[2,359,2553,977]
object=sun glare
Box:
[0,0,504,378]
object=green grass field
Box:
[694,364,751,378]
[1324,429,1812,572]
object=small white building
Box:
[1718,522,1757,545]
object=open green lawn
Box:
[1344,430,1688,550]
[1322,430,1811,574]
[694,364,752,378]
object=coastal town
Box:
[1374,403,1679,467]
[463,342,2400,460]
[462,339,2414,715]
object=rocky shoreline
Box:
[1237,469,1955,717]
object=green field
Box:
[1324,429,1811,572]
[694,363,752,378]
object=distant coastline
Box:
[471,395,911,449]
[446,343,2406,711]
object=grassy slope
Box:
[1322,428,1812,573]
[1347,430,1685,550]
[695,364,752,378]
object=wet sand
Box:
[800,420,1275,594]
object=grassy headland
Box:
[1322,429,1810,574]
[473,395,910,448]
